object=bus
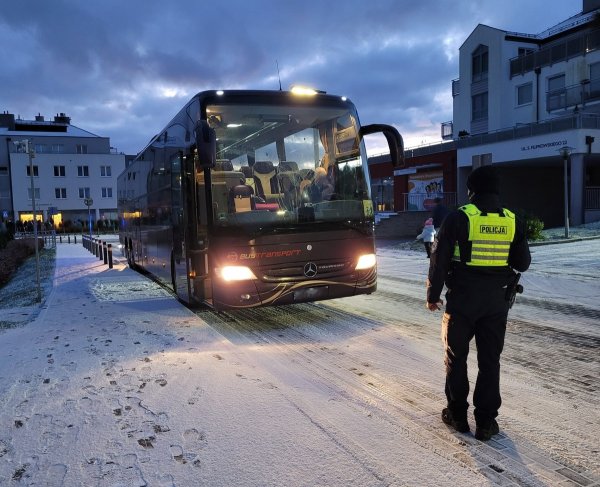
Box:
[118,88,403,310]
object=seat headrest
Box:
[254,160,275,174]
[215,159,234,171]
[240,166,253,178]
[279,161,298,172]
[232,185,253,197]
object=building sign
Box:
[521,139,568,151]
[407,171,443,211]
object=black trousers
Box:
[442,279,509,424]
[424,241,433,258]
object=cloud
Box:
[0,0,581,155]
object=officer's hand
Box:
[426,300,443,311]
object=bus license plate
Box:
[294,286,328,301]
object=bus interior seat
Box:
[229,184,254,213]
[215,159,234,171]
[279,161,299,172]
[253,160,282,202]
[240,165,256,192]
[197,170,246,216]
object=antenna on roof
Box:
[276,60,282,91]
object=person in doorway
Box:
[416,218,436,258]
[425,165,531,441]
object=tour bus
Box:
[118,88,403,310]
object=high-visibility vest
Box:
[453,203,516,266]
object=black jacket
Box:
[426,193,531,304]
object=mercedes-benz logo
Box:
[303,262,318,278]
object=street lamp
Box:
[558,146,574,239]
[14,139,41,302]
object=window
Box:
[0,166,8,175]
[34,144,46,153]
[472,45,489,82]
[472,92,488,121]
[548,74,565,92]
[55,188,67,199]
[589,62,600,100]
[100,165,112,177]
[26,165,39,177]
[28,188,41,199]
[53,165,66,177]
[76,144,88,154]
[77,165,89,177]
[518,47,534,57]
[517,83,533,106]
[50,144,64,153]
[547,74,566,110]
[101,187,113,198]
[78,187,90,198]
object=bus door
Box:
[170,152,189,300]
[182,154,212,304]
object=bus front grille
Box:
[260,260,352,282]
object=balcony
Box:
[510,28,600,78]
[547,78,600,111]
[455,113,600,149]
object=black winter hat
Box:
[467,165,500,195]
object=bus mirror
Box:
[195,120,216,168]
[359,124,405,168]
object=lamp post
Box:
[558,146,574,239]
[15,139,41,302]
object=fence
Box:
[400,192,457,212]
[585,186,600,210]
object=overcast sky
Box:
[0,0,582,156]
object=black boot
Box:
[475,419,500,441]
[441,408,470,433]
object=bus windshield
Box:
[202,101,373,232]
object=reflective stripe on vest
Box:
[453,204,516,266]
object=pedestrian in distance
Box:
[425,165,531,441]
[431,197,450,231]
[416,217,436,258]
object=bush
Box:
[0,238,45,287]
[524,214,545,241]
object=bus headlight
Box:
[355,253,376,270]
[217,266,257,281]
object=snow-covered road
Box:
[0,240,598,486]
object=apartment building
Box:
[369,0,600,229]
[450,0,600,226]
[0,112,125,229]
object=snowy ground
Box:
[0,231,598,486]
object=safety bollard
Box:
[94,239,99,257]
[99,241,104,261]
[74,235,77,245]
[103,241,108,264]
[59,235,62,244]
[108,244,113,269]
[68,235,71,244]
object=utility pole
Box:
[558,146,574,239]
[15,139,41,302]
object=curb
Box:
[529,234,600,246]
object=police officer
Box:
[426,165,531,441]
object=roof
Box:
[0,124,103,139]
